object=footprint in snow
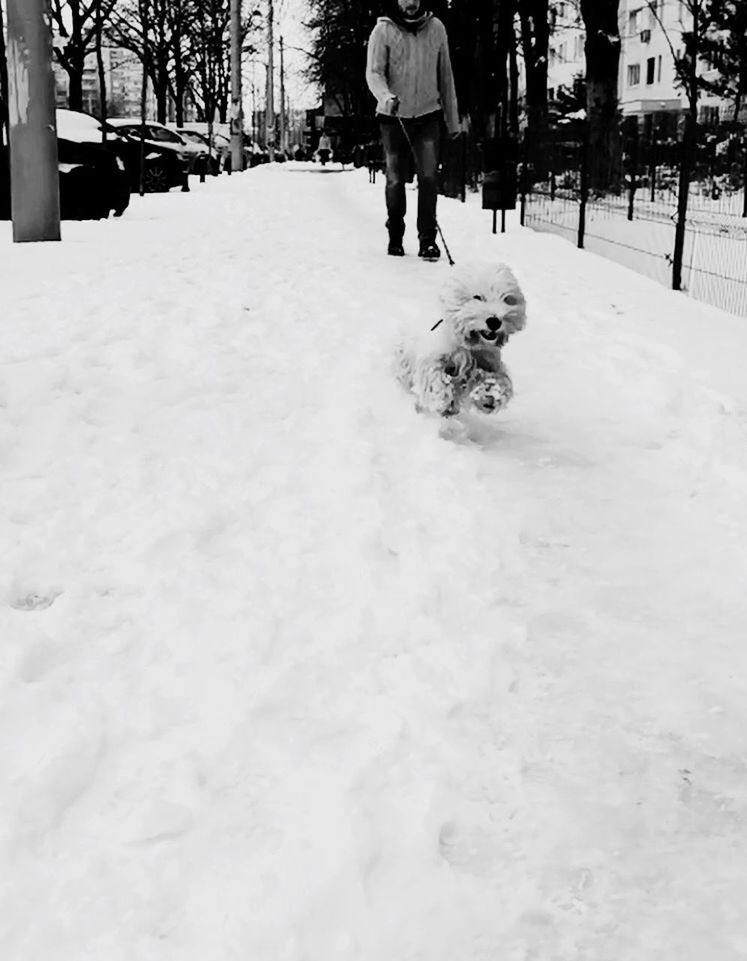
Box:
[9,591,61,612]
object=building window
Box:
[627,63,641,86]
[699,105,719,126]
[657,55,662,81]
[628,8,640,34]
[646,57,656,84]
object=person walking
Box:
[317,131,333,165]
[365,0,460,260]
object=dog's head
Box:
[439,263,526,349]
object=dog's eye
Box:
[473,295,486,302]
[504,295,518,306]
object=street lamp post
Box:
[230,0,244,171]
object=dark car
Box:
[1,109,130,221]
[55,111,131,218]
[61,111,189,194]
[108,119,194,188]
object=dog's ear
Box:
[439,271,473,314]
[493,264,526,331]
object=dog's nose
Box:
[486,317,503,332]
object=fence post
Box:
[650,127,657,203]
[627,122,638,221]
[672,114,695,291]
[578,125,589,249]
[519,128,529,226]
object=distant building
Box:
[544,0,737,128]
[618,0,725,126]
[547,1,586,108]
[53,44,157,120]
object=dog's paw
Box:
[468,371,514,414]
[416,367,461,417]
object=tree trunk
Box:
[153,56,169,123]
[520,0,549,167]
[95,7,107,128]
[67,51,85,111]
[580,0,622,193]
[155,83,168,123]
[172,45,186,126]
[508,15,520,137]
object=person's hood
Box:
[377,10,433,33]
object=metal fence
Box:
[521,121,747,318]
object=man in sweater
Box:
[366,0,460,260]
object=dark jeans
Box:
[379,112,441,245]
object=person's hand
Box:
[384,94,400,116]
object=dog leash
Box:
[396,116,456,267]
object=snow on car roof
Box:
[55,108,106,143]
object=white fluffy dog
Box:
[395,263,526,417]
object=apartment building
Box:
[547,1,585,106]
[545,0,731,126]
[618,0,724,126]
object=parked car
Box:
[1,108,130,221]
[109,119,207,175]
[176,128,225,175]
[58,110,189,194]
[177,122,234,169]
[246,141,270,167]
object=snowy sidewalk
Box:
[2,165,747,961]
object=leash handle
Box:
[396,117,455,267]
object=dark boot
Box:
[387,239,405,256]
[418,240,440,261]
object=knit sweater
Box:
[365,14,460,134]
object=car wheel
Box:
[143,163,169,192]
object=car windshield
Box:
[150,127,183,144]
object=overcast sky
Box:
[246,0,320,113]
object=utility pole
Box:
[279,35,286,156]
[6,0,60,242]
[230,0,243,171]
[266,0,275,161]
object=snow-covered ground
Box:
[2,164,747,961]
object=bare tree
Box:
[108,0,173,121]
[50,0,118,110]
[700,0,747,123]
